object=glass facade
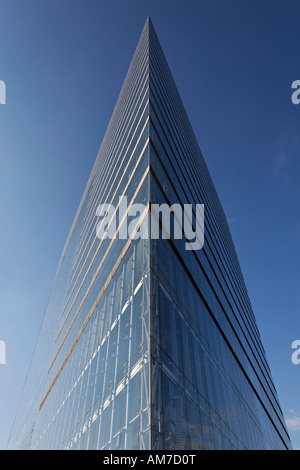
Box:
[8,17,291,450]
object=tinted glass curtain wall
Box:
[8,18,292,450]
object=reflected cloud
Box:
[286,410,300,432]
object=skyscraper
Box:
[8,17,291,450]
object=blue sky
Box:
[0,0,300,450]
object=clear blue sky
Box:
[0,0,300,450]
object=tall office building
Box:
[8,17,291,450]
